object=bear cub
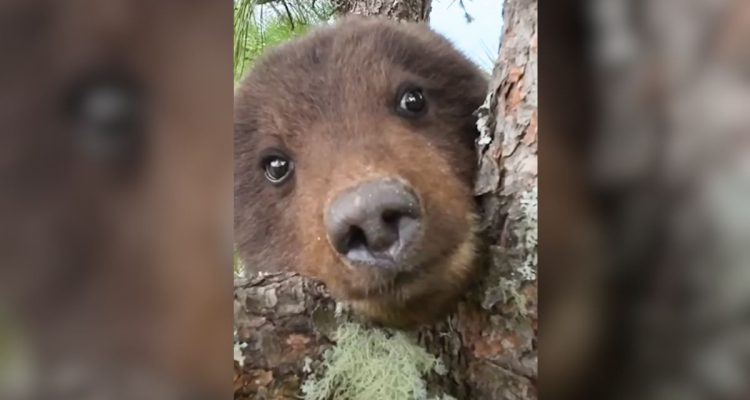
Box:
[235,16,488,327]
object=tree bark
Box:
[335,0,432,22]
[234,0,538,399]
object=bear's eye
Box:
[64,71,145,174]
[396,87,426,117]
[263,155,294,184]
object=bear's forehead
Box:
[234,18,485,146]
[239,19,461,101]
[257,19,441,77]
[236,28,422,130]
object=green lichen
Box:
[233,248,246,278]
[517,185,538,282]
[482,184,538,316]
[301,322,445,400]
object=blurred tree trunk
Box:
[336,0,432,22]
[569,1,750,399]
[234,0,537,399]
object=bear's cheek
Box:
[293,188,339,282]
[235,177,301,273]
[380,126,475,257]
[291,156,383,298]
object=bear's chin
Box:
[343,224,479,328]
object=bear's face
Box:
[234,17,488,327]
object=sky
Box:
[429,0,505,71]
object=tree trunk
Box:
[571,1,750,399]
[234,1,538,399]
[335,0,432,22]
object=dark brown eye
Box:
[64,71,145,175]
[396,88,426,117]
[263,155,293,184]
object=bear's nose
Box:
[325,178,422,268]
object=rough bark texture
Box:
[462,0,538,397]
[335,0,432,22]
[234,273,336,399]
[234,0,538,399]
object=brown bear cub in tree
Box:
[235,16,488,328]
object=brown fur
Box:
[234,16,488,327]
[0,1,231,397]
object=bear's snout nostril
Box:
[325,179,422,268]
